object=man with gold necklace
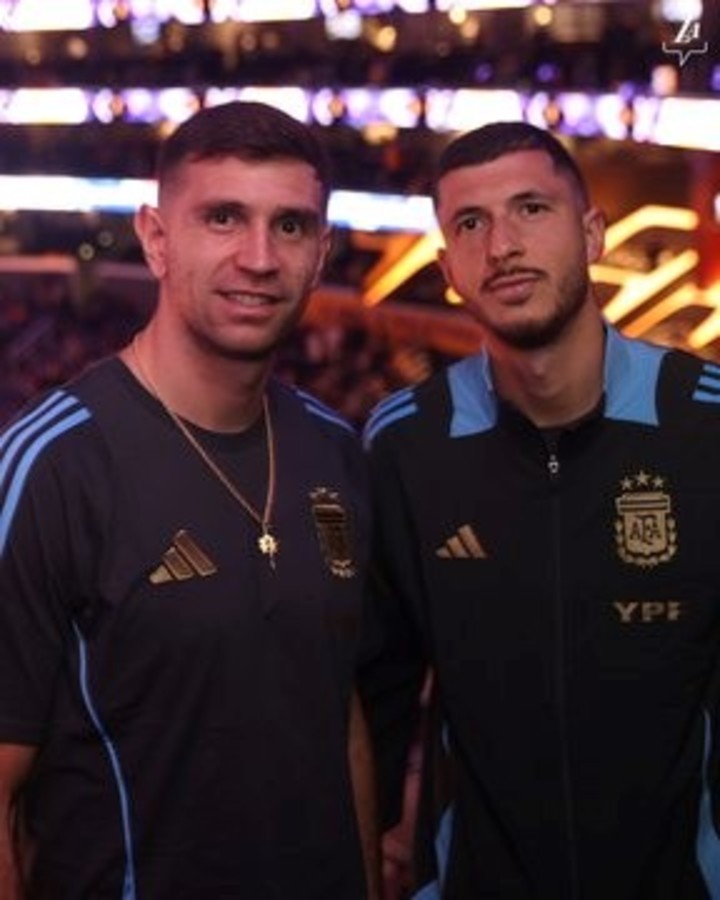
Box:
[0,101,378,899]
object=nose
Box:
[486,216,522,263]
[234,222,279,275]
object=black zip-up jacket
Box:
[363,326,720,899]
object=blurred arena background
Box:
[0,0,718,427]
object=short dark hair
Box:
[156,100,333,211]
[434,121,589,209]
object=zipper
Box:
[544,433,579,898]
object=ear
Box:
[436,244,452,286]
[133,204,167,280]
[583,206,606,265]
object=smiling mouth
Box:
[217,290,277,307]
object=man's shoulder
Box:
[0,364,119,545]
[657,346,720,425]
[272,381,369,508]
[604,330,720,428]
[363,364,462,452]
[0,356,140,485]
[273,379,360,444]
[67,355,131,410]
[0,381,97,468]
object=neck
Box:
[488,307,606,429]
[121,325,269,433]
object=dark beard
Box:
[487,268,590,351]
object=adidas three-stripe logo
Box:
[150,530,218,584]
[436,524,487,559]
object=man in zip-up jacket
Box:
[363,121,720,898]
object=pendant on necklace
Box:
[258,528,279,568]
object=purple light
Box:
[536,63,560,85]
[473,63,494,84]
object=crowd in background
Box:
[0,275,429,429]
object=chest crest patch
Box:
[614,470,677,568]
[310,487,357,579]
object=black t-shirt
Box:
[0,357,370,899]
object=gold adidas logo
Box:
[149,530,218,584]
[436,524,487,559]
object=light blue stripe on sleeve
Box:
[363,387,416,444]
[368,387,415,421]
[412,806,454,900]
[0,392,79,469]
[414,880,441,899]
[296,388,356,434]
[74,624,137,900]
[363,400,418,448]
[694,390,720,405]
[0,390,70,452]
[303,402,356,433]
[694,366,720,404]
[0,407,91,555]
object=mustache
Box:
[483,267,545,289]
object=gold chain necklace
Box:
[130,337,279,568]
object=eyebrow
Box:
[199,199,324,225]
[447,204,485,224]
[509,189,555,204]
[449,189,556,220]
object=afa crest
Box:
[310,487,357,579]
[614,471,677,568]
